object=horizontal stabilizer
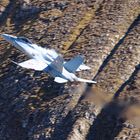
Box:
[11,59,48,71]
[77,78,97,84]
[76,64,91,71]
[64,55,84,73]
[54,77,68,83]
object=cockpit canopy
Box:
[18,37,32,44]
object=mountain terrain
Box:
[0,0,140,140]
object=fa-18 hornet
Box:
[1,34,96,84]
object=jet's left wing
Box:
[11,59,48,71]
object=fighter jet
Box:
[1,34,96,84]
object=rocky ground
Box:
[0,0,140,140]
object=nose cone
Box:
[1,34,17,43]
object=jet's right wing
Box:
[77,78,97,84]
[11,59,48,71]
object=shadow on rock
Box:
[0,0,18,26]
[39,77,65,101]
[0,58,66,139]
[86,98,138,140]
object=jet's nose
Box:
[1,34,17,43]
[1,34,11,39]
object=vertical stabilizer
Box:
[64,55,84,73]
[49,56,64,72]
